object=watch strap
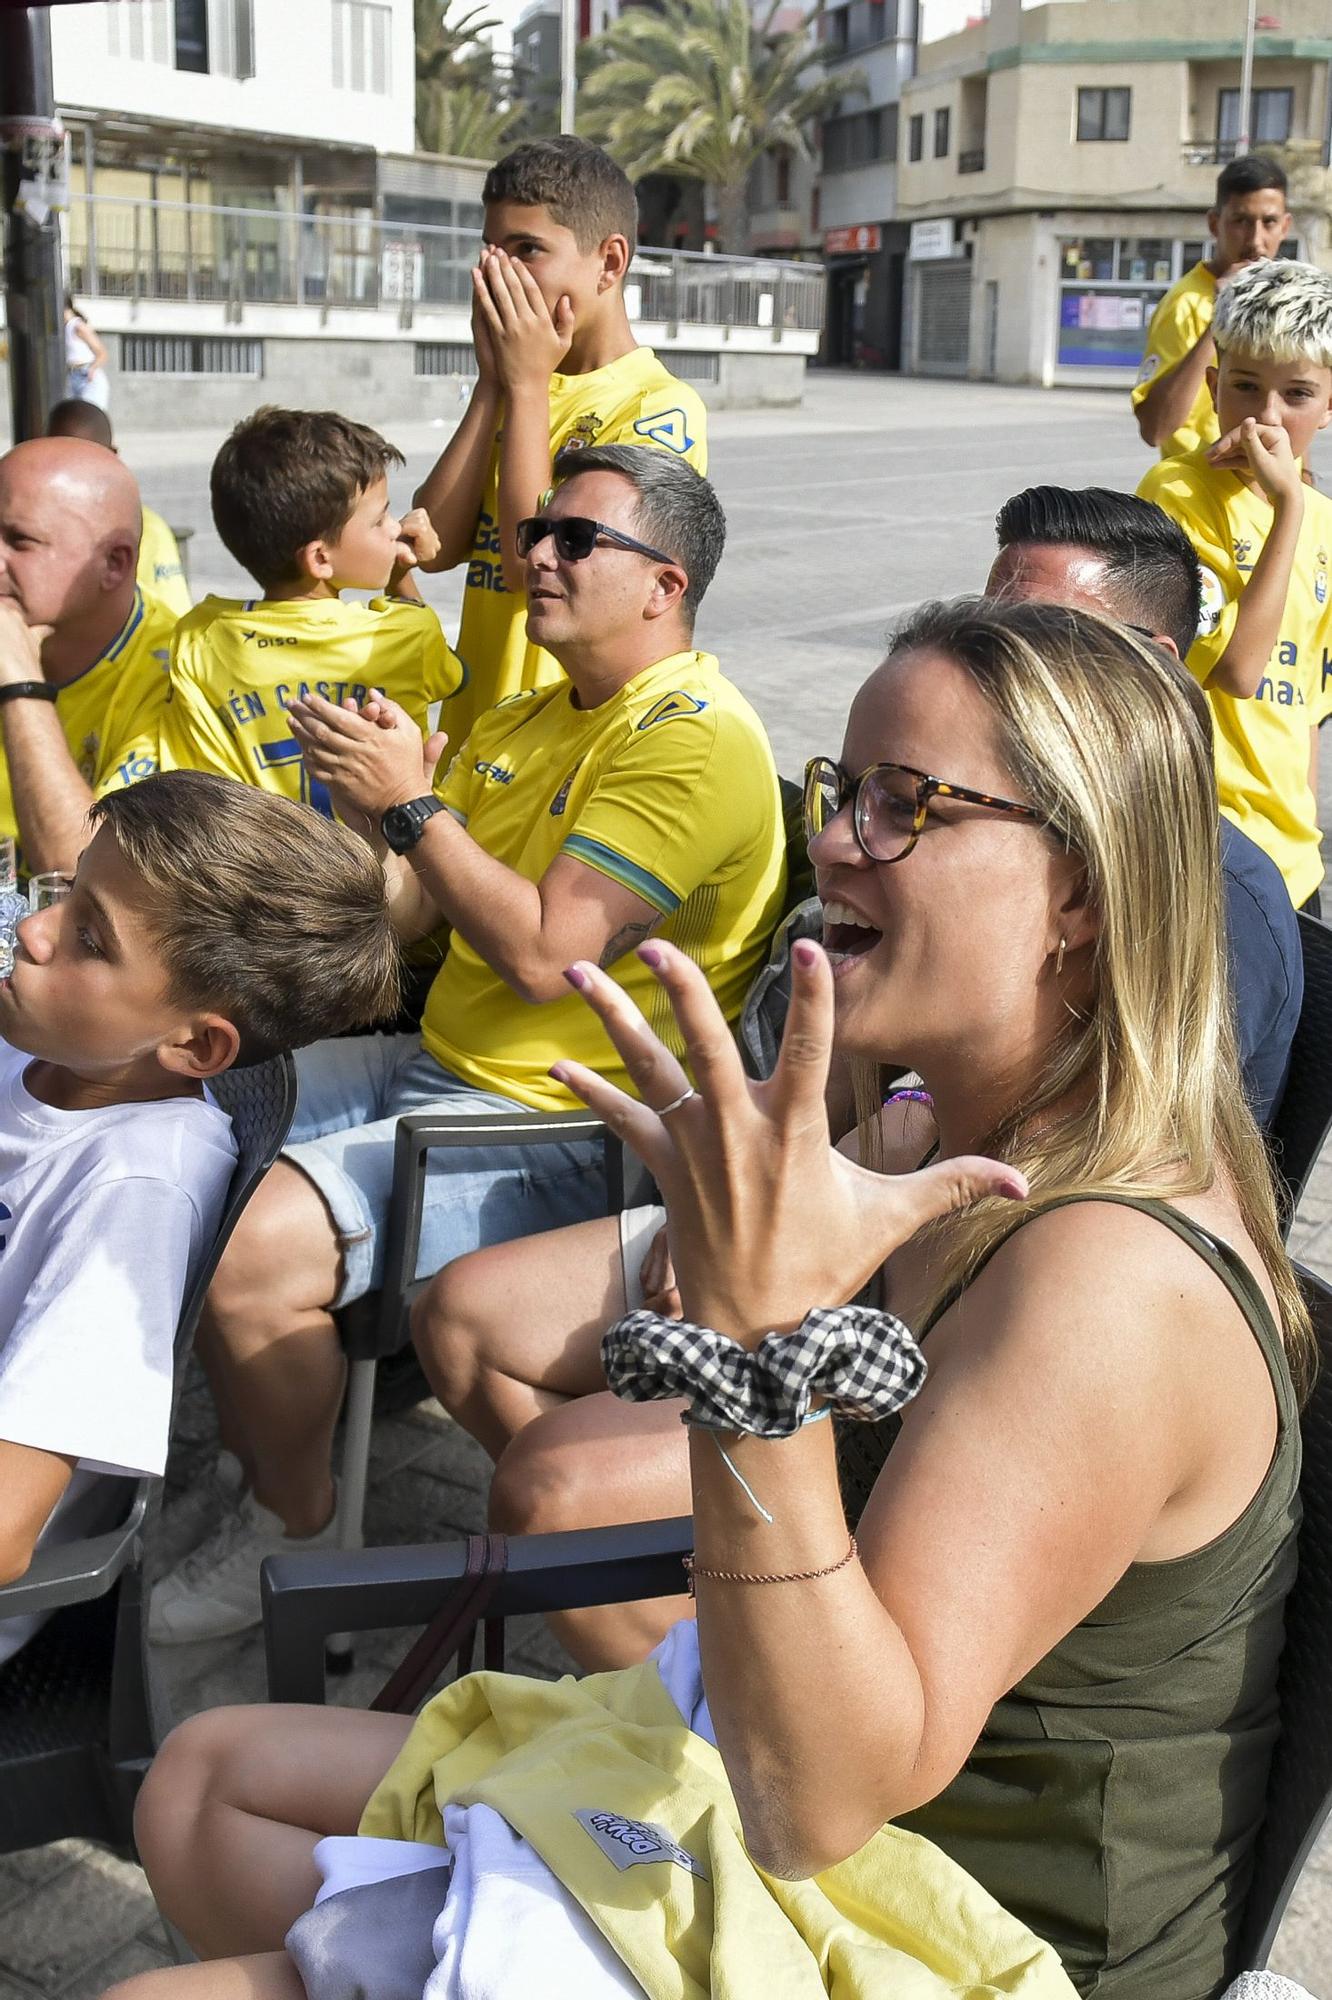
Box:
[381,794,446,853]
[0,682,58,706]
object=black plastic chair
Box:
[332,1111,625,1571]
[1235,1262,1332,1970]
[0,1053,297,1857]
[1268,912,1332,1232]
[265,1263,1332,1981]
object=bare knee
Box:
[207,1165,338,1332]
[135,1707,252,1899]
[488,1418,606,1537]
[410,1245,511,1414]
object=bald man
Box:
[0,438,175,872]
[47,400,192,619]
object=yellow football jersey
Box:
[1138,446,1332,906]
[137,506,192,620]
[422,650,787,1112]
[159,593,463,816]
[0,586,174,851]
[1131,264,1220,461]
[447,346,708,747]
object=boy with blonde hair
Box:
[413,137,708,744]
[160,408,461,812]
[1139,257,1332,912]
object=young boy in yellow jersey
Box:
[413,137,708,745]
[0,437,174,875]
[1138,257,1332,913]
[1132,155,1291,461]
[159,408,461,813]
[46,398,193,619]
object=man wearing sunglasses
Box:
[149,443,787,1644]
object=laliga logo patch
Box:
[574,1810,709,1882]
[1134,352,1160,386]
[636,691,709,732]
[1197,566,1226,637]
[633,408,694,454]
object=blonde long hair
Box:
[855,598,1314,1397]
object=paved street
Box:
[2,371,1331,1995]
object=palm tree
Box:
[577,0,855,252]
[418,79,526,160]
[415,0,507,153]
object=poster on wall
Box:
[1057,288,1155,367]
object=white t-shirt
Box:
[0,1041,237,1661]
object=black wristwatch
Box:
[380,794,446,854]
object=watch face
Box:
[383,797,436,851]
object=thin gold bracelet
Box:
[681,1536,858,1598]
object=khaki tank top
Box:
[836,1194,1302,2000]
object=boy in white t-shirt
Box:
[0,771,400,1661]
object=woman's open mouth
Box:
[821,898,882,969]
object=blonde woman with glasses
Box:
[120,600,1311,2000]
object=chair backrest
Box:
[179,1052,298,1359]
[1267,914,1332,1230]
[1236,1263,1332,1968]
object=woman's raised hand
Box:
[552,939,1027,1347]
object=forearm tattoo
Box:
[599,918,659,969]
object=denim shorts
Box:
[284,1033,608,1308]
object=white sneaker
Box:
[149,1488,339,1645]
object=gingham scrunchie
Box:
[601,1302,927,1438]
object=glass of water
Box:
[0,840,26,979]
[28,872,73,913]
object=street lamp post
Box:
[0,7,65,444]
[560,0,576,135]
[1237,0,1257,154]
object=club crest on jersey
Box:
[549,762,582,816]
[632,408,694,455]
[1317,549,1329,605]
[636,691,708,732]
[558,415,603,456]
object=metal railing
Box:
[63,196,826,335]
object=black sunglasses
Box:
[804,756,1043,865]
[515,515,676,566]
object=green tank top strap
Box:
[919,1191,1291,1408]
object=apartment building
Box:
[53,0,417,209]
[817,0,919,365]
[895,0,1332,383]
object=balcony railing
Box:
[62,196,826,336]
[958,147,986,173]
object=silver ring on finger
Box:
[656,1085,698,1118]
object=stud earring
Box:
[1056,937,1067,977]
